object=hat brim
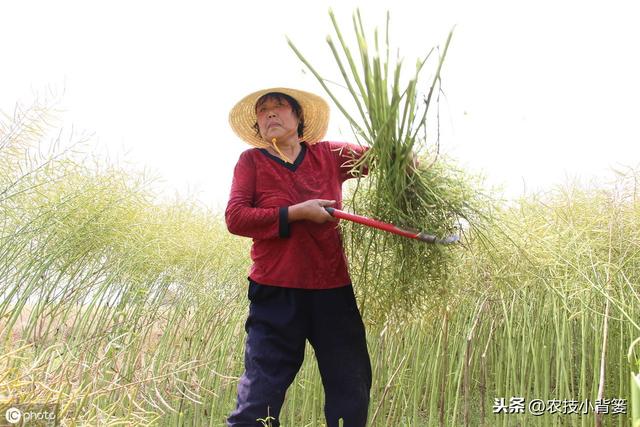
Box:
[228,87,329,148]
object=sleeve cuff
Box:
[278,207,290,238]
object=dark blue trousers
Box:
[227,280,372,427]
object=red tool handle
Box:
[325,207,458,244]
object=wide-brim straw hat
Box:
[228,87,330,148]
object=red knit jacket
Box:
[225,140,368,289]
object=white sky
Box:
[2,0,639,212]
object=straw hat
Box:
[228,87,330,149]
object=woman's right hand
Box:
[288,199,337,224]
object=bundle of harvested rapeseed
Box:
[288,10,494,323]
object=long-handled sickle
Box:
[324,207,460,244]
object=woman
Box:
[225,87,371,427]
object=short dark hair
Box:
[253,92,305,138]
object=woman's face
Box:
[255,97,300,144]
